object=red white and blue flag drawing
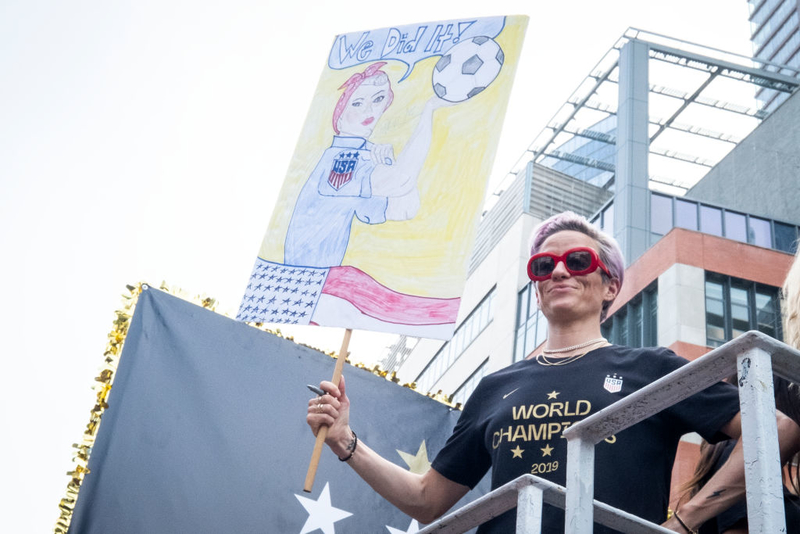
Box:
[238,259,460,339]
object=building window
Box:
[700,205,723,236]
[724,211,748,243]
[629,298,643,347]
[748,216,772,248]
[650,192,800,253]
[752,0,794,50]
[651,193,674,236]
[603,203,614,236]
[757,12,799,59]
[452,359,489,407]
[415,288,495,394]
[647,288,658,344]
[594,202,615,235]
[750,0,775,28]
[676,199,698,231]
[705,272,782,348]
[514,283,548,361]
[601,283,658,347]
[706,278,726,346]
[775,222,798,254]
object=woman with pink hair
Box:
[284,61,448,268]
[307,211,800,533]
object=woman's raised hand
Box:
[306,376,353,458]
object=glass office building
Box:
[747,0,800,111]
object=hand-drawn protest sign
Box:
[239,16,528,339]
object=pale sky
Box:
[0,1,753,531]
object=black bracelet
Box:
[338,430,357,462]
[673,511,698,534]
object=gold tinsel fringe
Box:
[54,282,459,533]
[54,283,142,534]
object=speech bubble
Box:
[328,16,506,82]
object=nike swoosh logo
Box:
[503,387,520,399]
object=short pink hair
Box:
[332,62,394,135]
[529,211,625,321]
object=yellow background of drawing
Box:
[259,16,527,298]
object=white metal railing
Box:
[417,474,673,534]
[417,331,800,533]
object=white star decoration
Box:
[295,482,353,534]
[386,518,420,534]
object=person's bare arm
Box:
[370,97,450,200]
[384,190,420,220]
[662,411,800,532]
[342,438,470,523]
[307,376,469,523]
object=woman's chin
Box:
[339,127,373,138]
[544,300,595,321]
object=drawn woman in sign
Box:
[283,61,450,268]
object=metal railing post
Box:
[565,437,595,533]
[737,347,786,533]
[516,483,543,533]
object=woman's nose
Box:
[551,260,570,278]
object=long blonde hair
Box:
[783,249,800,348]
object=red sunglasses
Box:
[527,247,612,281]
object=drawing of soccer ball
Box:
[432,36,505,103]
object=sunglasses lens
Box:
[565,250,593,272]
[531,256,555,277]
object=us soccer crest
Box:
[328,151,359,190]
[604,373,623,393]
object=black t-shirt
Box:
[431,345,741,533]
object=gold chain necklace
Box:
[536,341,610,366]
[542,337,606,355]
[536,351,591,366]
